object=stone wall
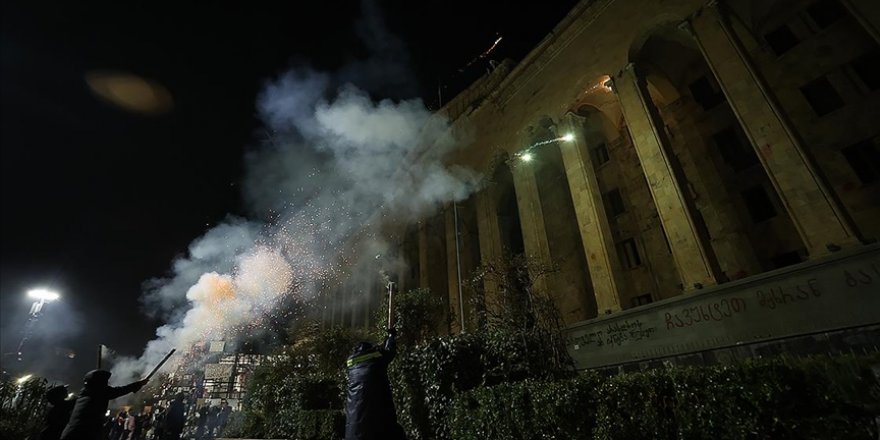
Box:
[394,0,879,366]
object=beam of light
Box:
[458,35,504,73]
[85,71,173,115]
[16,374,33,385]
[27,288,60,301]
[514,133,575,163]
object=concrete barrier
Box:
[565,245,880,369]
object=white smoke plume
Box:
[108,5,480,384]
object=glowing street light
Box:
[17,288,61,361]
[16,374,33,385]
[27,288,60,302]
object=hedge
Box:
[448,356,879,440]
[0,376,49,440]
[390,330,574,440]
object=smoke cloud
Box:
[108,3,479,383]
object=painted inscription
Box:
[843,262,879,288]
[664,298,746,329]
[755,278,820,310]
[571,319,656,348]
[565,252,880,368]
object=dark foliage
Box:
[0,375,50,440]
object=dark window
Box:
[771,251,803,269]
[713,126,759,171]
[852,51,880,91]
[841,140,880,184]
[604,188,626,217]
[807,0,845,29]
[741,186,777,223]
[592,142,610,165]
[618,238,642,269]
[688,76,724,110]
[631,293,653,307]
[800,76,845,116]
[764,25,800,56]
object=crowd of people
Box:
[39,369,233,440]
[38,327,403,440]
[98,395,232,440]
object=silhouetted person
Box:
[151,406,166,440]
[214,400,231,436]
[133,412,145,440]
[61,370,146,440]
[344,328,406,440]
[206,404,220,437]
[124,411,136,440]
[40,385,75,440]
[195,402,209,439]
[162,393,186,440]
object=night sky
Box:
[0,0,577,384]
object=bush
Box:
[390,329,577,440]
[386,256,579,440]
[0,375,49,440]
[448,374,601,440]
[293,410,345,440]
[234,322,364,439]
[448,356,879,440]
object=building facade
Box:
[400,0,880,369]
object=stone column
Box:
[840,0,880,45]
[397,237,407,294]
[445,207,461,333]
[612,62,719,290]
[560,113,624,313]
[510,159,553,294]
[418,221,430,289]
[688,6,860,257]
[475,185,504,310]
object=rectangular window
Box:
[800,76,845,116]
[617,238,642,269]
[851,51,880,91]
[764,25,800,56]
[807,0,845,29]
[741,185,777,223]
[631,293,653,307]
[841,140,880,184]
[771,251,803,269]
[603,188,626,217]
[591,142,610,165]
[713,126,759,171]
[688,76,724,110]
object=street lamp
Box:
[28,288,60,302]
[16,374,33,385]
[17,288,60,361]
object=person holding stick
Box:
[60,370,147,440]
[61,350,172,440]
[343,281,406,440]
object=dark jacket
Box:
[60,382,141,440]
[164,398,186,435]
[344,334,406,440]
[40,399,75,440]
